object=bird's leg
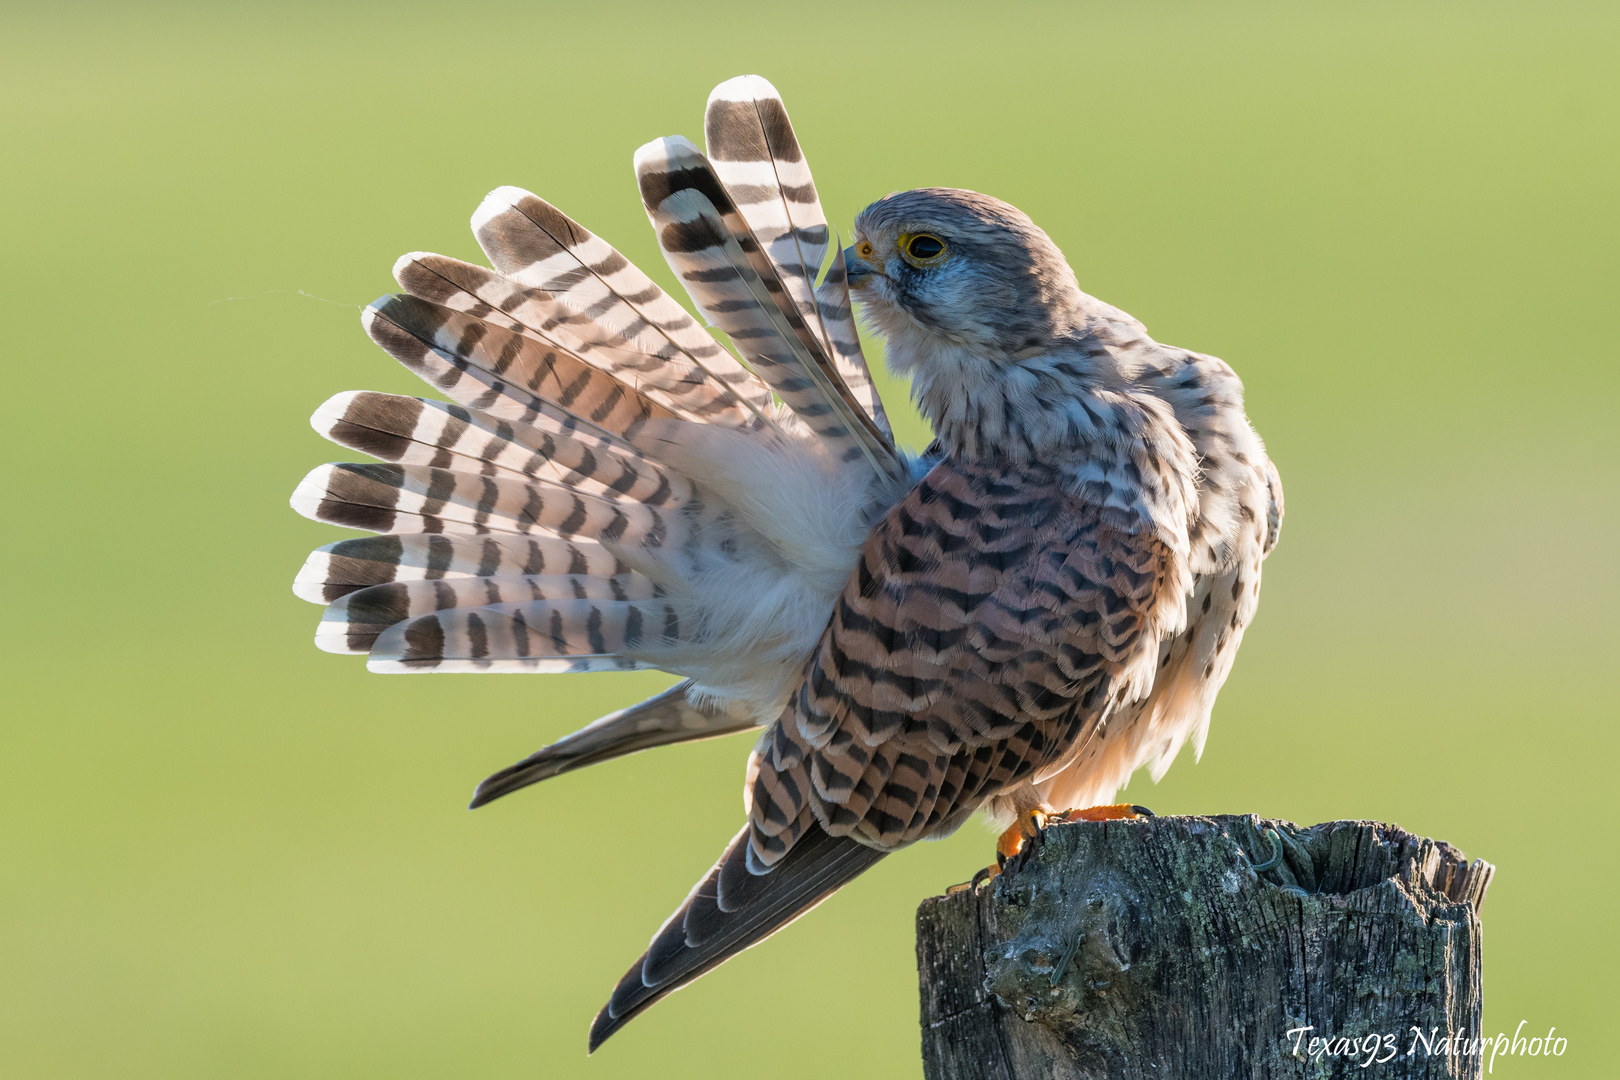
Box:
[996,809,1049,867]
[944,805,1154,893]
[946,811,1049,893]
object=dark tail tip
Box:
[587,1005,621,1054]
[468,752,566,809]
[467,765,524,810]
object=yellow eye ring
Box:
[899,233,948,268]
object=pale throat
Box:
[893,335,1125,462]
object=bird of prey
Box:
[289,74,1282,1050]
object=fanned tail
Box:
[634,136,904,482]
[588,823,886,1052]
[469,187,778,430]
[292,75,915,806]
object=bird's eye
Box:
[902,233,947,267]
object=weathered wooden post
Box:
[916,815,1493,1079]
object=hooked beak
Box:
[843,244,874,288]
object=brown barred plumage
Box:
[285,75,1281,1053]
[364,294,674,442]
[749,457,1180,863]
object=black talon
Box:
[1129,805,1156,818]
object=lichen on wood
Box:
[916,815,1493,1079]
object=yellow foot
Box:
[963,809,1048,883]
[1050,802,1155,824]
[996,809,1048,865]
[954,805,1154,891]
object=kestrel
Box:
[289,75,1282,1050]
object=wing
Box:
[746,456,1185,866]
[1041,451,1282,811]
[589,456,1186,1046]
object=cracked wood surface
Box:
[916,816,1493,1079]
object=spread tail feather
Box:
[469,186,777,427]
[633,136,905,483]
[703,75,889,438]
[292,534,632,605]
[468,681,755,807]
[588,823,886,1052]
[362,294,674,443]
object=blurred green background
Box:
[3,2,1614,1076]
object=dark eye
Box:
[903,233,946,265]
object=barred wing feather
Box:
[316,574,658,655]
[311,391,691,505]
[293,534,633,604]
[391,251,757,429]
[368,598,686,675]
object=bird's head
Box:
[843,188,1085,365]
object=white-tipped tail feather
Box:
[292,83,908,735]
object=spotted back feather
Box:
[745,455,1186,867]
